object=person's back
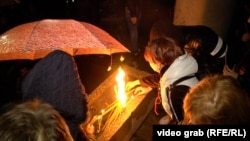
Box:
[21,50,88,141]
[0,99,74,141]
[144,37,199,124]
[180,25,228,79]
[149,20,228,79]
[182,75,250,125]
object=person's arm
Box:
[139,74,160,88]
[125,74,159,95]
[223,65,250,94]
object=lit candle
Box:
[120,55,125,62]
[115,67,127,107]
[89,115,98,126]
[101,109,105,116]
[97,115,102,133]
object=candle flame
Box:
[115,67,127,107]
[120,55,125,62]
[97,115,102,119]
[101,109,104,114]
[107,66,112,71]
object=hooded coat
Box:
[160,53,198,122]
[21,50,88,141]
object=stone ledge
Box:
[87,64,155,141]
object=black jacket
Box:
[21,50,88,141]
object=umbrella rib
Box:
[25,20,41,51]
[79,22,112,54]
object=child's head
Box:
[144,37,184,73]
[183,75,250,125]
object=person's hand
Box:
[85,123,95,134]
[223,65,238,79]
[242,32,250,42]
[125,80,153,95]
[132,86,153,96]
[130,17,137,24]
[126,80,140,92]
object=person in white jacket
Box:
[127,36,199,124]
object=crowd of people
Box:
[125,11,250,127]
[0,0,250,141]
[125,22,250,126]
[0,50,89,141]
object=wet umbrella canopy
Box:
[0,19,130,60]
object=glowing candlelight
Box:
[120,55,125,62]
[115,67,127,107]
[88,67,129,132]
[97,115,102,133]
[89,115,98,126]
[107,66,112,71]
[101,109,105,114]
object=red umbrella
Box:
[0,19,130,60]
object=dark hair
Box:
[182,25,228,59]
[144,37,184,66]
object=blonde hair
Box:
[0,99,74,141]
[183,75,250,124]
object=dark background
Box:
[0,0,249,107]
